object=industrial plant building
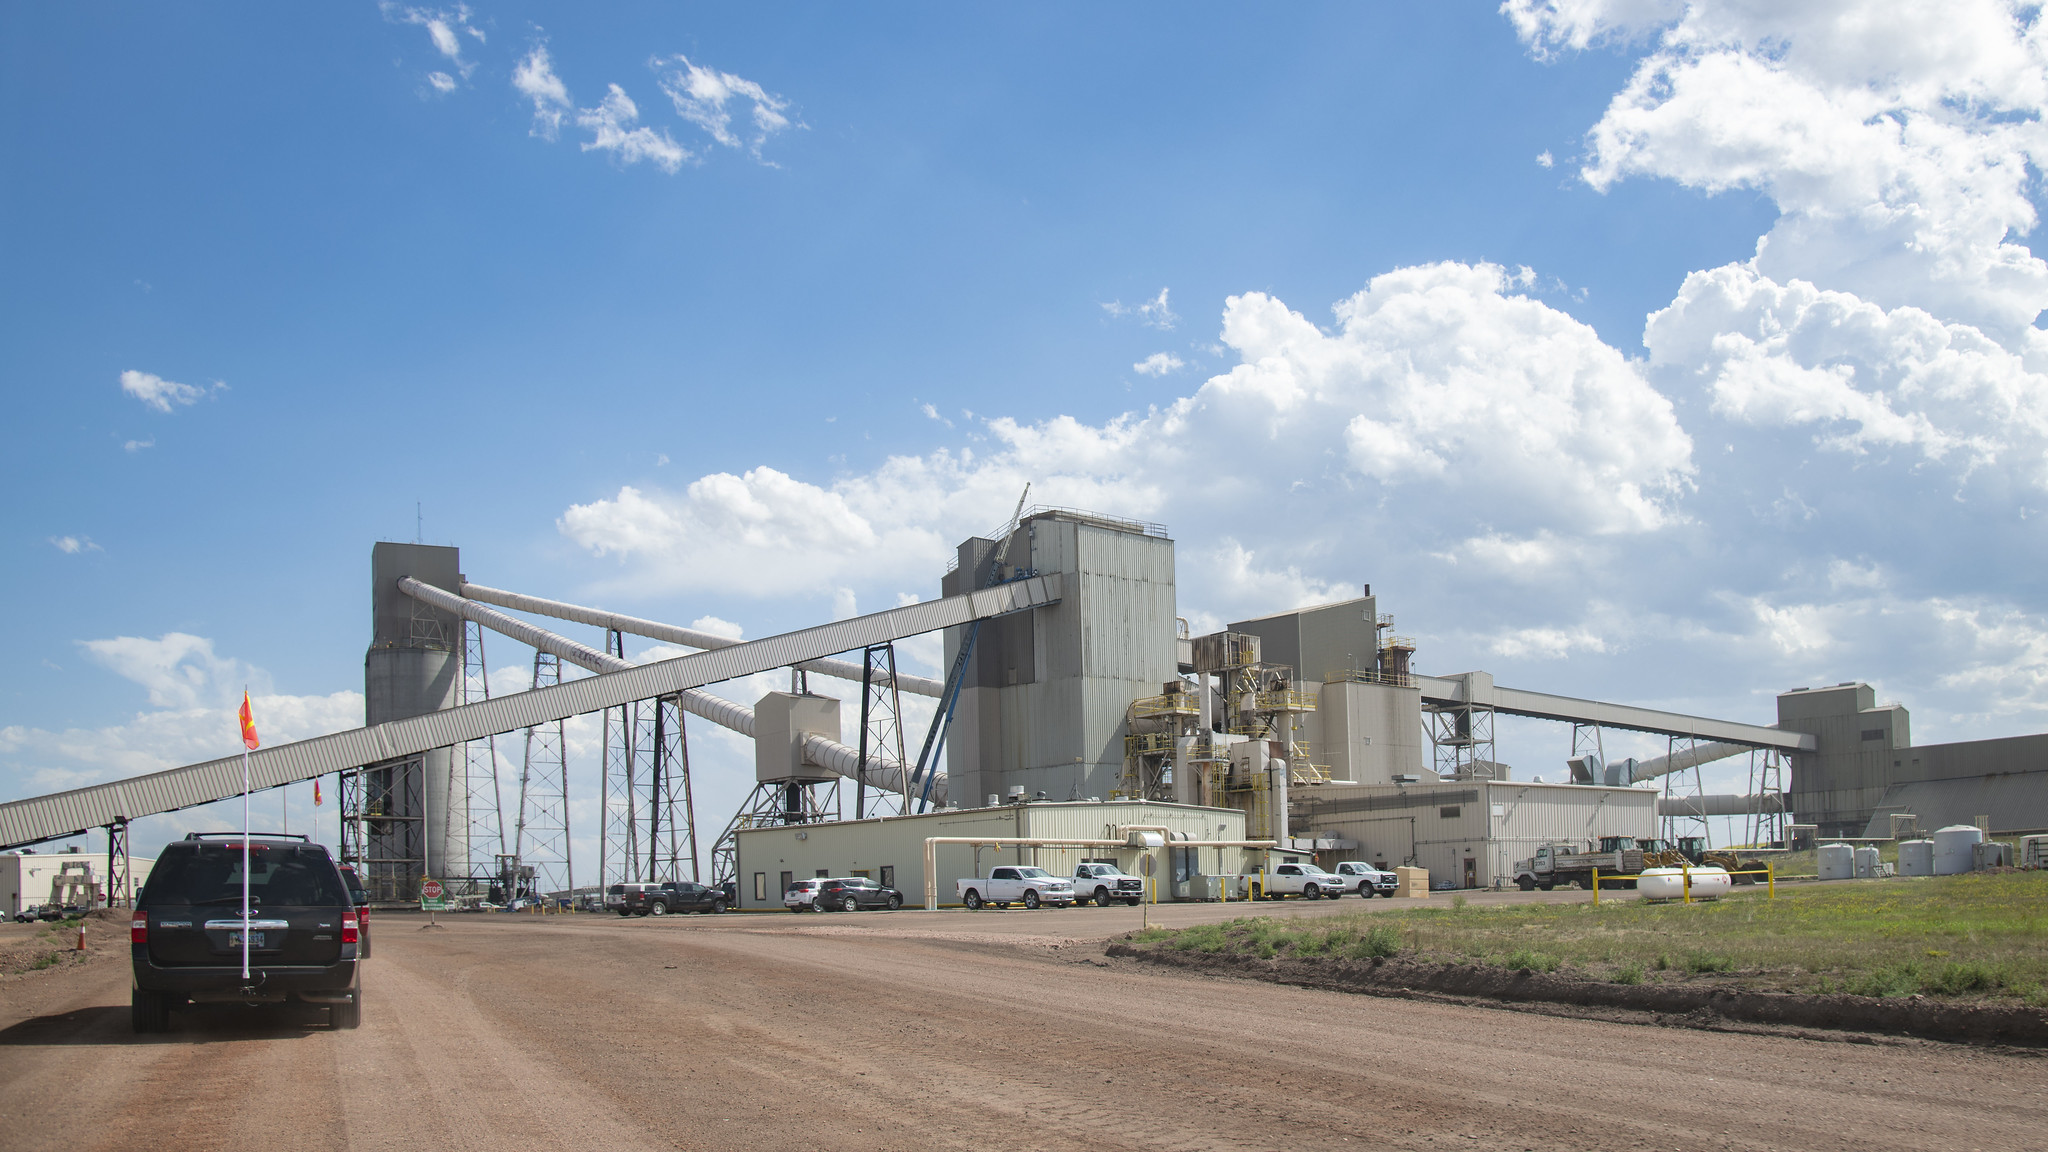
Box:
[5,502,2045,900]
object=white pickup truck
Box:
[1334,861,1398,898]
[958,866,1078,910]
[1071,862,1145,907]
[1246,861,1345,901]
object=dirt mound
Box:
[1105,943,2048,1047]
[0,910,128,977]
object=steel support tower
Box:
[511,651,573,899]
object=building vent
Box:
[1861,729,1886,741]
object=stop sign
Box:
[420,879,444,901]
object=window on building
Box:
[851,869,871,878]
[753,873,766,901]
[780,871,793,895]
[816,868,831,878]
[880,865,895,888]
[1439,806,1462,818]
[1861,729,1885,741]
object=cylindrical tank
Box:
[1933,825,1984,875]
[1898,839,1935,876]
[1853,845,1880,878]
[1817,843,1855,880]
[1637,866,1732,901]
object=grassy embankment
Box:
[1124,872,2048,1003]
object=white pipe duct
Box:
[459,582,945,698]
[398,577,940,802]
[1631,740,1752,782]
[1656,793,1788,818]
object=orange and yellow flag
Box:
[238,691,260,751]
[314,778,323,807]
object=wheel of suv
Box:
[650,901,667,916]
[130,989,169,1034]
[333,990,362,1030]
[886,893,902,910]
[1094,887,1112,907]
[963,889,983,910]
[812,897,828,912]
[1022,890,1041,910]
[616,908,634,917]
[1249,884,1264,901]
[710,899,727,914]
[1302,883,1320,900]
[842,895,860,913]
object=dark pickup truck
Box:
[624,881,729,916]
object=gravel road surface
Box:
[2,906,2042,1151]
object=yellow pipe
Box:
[1592,866,1600,907]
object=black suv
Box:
[625,880,728,916]
[817,877,903,912]
[130,833,363,1032]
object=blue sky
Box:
[6,2,2046,867]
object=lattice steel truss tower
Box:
[600,630,639,890]
[511,651,573,898]
[455,618,505,896]
[856,644,908,819]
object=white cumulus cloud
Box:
[513,44,571,140]
[120,369,216,413]
[654,54,797,159]
[1132,352,1185,376]
[577,85,689,173]
[1102,287,1180,330]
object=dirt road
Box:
[3,908,2042,1151]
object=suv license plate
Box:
[228,931,265,948]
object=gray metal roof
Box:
[0,573,1063,850]
[1416,674,1813,752]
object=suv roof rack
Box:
[182,832,312,842]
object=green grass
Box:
[1124,872,2048,1003]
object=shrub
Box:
[1345,926,1401,960]
[1684,952,1735,974]
[1505,948,1559,973]
[1612,963,1644,986]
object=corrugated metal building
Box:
[732,800,1249,909]
[2,851,156,914]
[1291,780,1655,889]
[941,510,1180,809]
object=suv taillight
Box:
[341,913,359,944]
[131,917,147,944]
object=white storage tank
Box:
[1637,866,1732,901]
[1932,825,1984,875]
[2022,835,2048,870]
[1853,845,1881,878]
[1898,839,1935,876]
[1817,843,1855,880]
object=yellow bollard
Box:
[1767,862,1775,901]
[1592,866,1601,907]
[1682,866,1692,904]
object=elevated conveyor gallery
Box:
[0,573,1064,851]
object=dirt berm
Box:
[1104,943,2048,1047]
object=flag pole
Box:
[242,712,251,981]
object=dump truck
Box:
[1513,836,1647,891]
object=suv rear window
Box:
[140,843,348,909]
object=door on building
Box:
[780,871,793,897]
[1463,858,1477,889]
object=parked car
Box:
[607,883,658,916]
[336,862,372,957]
[1333,861,1398,898]
[1245,861,1344,900]
[817,877,904,912]
[624,880,728,916]
[130,832,362,1032]
[13,905,41,923]
[957,866,1077,910]
[1071,862,1146,906]
[784,878,828,912]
